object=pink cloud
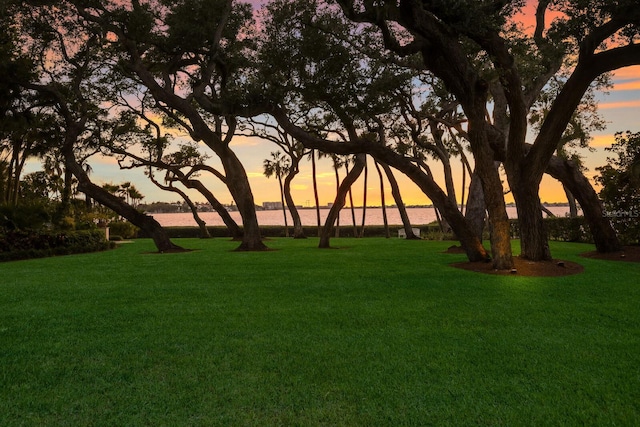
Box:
[599,100,640,110]
[612,66,640,81]
[612,80,640,91]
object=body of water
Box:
[151,206,576,227]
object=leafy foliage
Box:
[0,229,111,262]
[596,131,640,244]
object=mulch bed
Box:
[580,245,640,263]
[446,244,639,277]
[450,256,584,276]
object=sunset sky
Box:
[25,1,640,208]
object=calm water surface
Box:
[152,206,575,227]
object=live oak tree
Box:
[74,0,268,251]
[259,0,490,261]
[334,0,636,265]
[528,75,609,217]
[0,7,47,207]
[107,108,243,240]
[242,117,310,239]
[8,1,182,252]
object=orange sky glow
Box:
[23,1,640,208]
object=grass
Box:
[1,237,639,426]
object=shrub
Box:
[108,221,139,239]
[510,217,592,243]
[0,203,51,232]
[0,229,113,262]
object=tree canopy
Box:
[2,0,638,264]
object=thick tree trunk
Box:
[474,146,513,269]
[83,180,181,252]
[464,172,486,241]
[283,167,306,239]
[218,146,266,251]
[546,156,621,252]
[62,136,181,252]
[320,155,366,248]
[512,182,552,261]
[8,145,21,205]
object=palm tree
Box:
[118,181,132,204]
[263,151,290,237]
[127,185,144,208]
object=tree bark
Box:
[345,162,358,237]
[149,175,210,238]
[271,107,489,262]
[311,150,322,237]
[464,172,486,241]
[470,120,513,269]
[277,173,289,237]
[359,157,368,237]
[65,151,181,252]
[546,156,621,252]
[333,163,341,237]
[217,146,267,251]
[320,154,366,248]
[374,161,391,238]
[381,162,418,240]
[512,182,552,261]
[181,178,242,239]
[179,195,210,239]
[563,184,578,217]
[283,165,306,238]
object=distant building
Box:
[263,201,283,210]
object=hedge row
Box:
[140,217,594,243]
[138,224,448,239]
[0,229,114,262]
[510,217,593,243]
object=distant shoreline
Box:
[150,205,579,227]
[144,202,575,215]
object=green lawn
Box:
[1,238,639,426]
